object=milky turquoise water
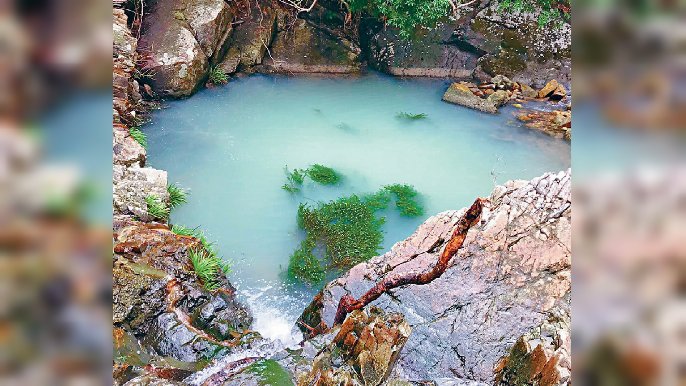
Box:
[145,72,569,343]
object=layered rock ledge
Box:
[299,170,571,384]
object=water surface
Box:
[145,72,570,343]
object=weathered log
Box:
[333,197,485,325]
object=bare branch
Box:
[333,197,485,325]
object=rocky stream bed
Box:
[113,0,571,384]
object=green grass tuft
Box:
[188,248,231,291]
[396,112,428,120]
[167,184,188,209]
[384,184,424,217]
[208,66,229,85]
[283,166,307,193]
[145,195,169,220]
[306,164,341,185]
[129,127,147,148]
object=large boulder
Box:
[298,170,571,383]
[217,0,279,74]
[264,19,361,74]
[137,0,233,97]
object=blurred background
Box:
[0,0,683,384]
[0,0,112,384]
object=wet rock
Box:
[298,170,571,383]
[264,19,361,74]
[550,84,568,101]
[113,123,146,167]
[298,307,411,386]
[517,109,571,140]
[491,75,514,90]
[124,374,184,386]
[442,82,498,113]
[486,89,510,108]
[113,165,169,222]
[537,79,560,99]
[519,83,538,99]
[218,0,278,74]
[113,220,253,364]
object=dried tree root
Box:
[333,197,485,325]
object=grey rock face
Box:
[264,19,361,74]
[299,170,571,383]
[113,165,169,222]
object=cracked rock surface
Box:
[299,170,571,383]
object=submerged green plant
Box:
[188,248,231,291]
[288,195,385,284]
[282,164,341,193]
[167,184,188,209]
[145,195,169,220]
[384,184,424,217]
[396,112,428,120]
[208,66,229,85]
[129,127,147,148]
[283,166,307,193]
[306,164,341,185]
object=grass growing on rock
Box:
[173,224,231,291]
[167,184,188,209]
[208,66,228,85]
[145,195,169,220]
[129,127,147,148]
[188,248,231,291]
[396,112,428,120]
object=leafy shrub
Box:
[145,195,169,220]
[396,112,428,120]
[129,127,147,148]
[208,66,229,85]
[167,184,188,209]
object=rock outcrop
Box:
[217,0,279,75]
[264,19,361,74]
[296,307,411,386]
[299,170,571,384]
[137,0,233,97]
[113,220,254,384]
[364,5,570,87]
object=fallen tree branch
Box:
[333,197,485,325]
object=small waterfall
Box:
[185,279,309,384]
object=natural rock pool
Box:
[144,72,570,345]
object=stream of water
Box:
[144,72,570,345]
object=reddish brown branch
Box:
[333,197,485,325]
